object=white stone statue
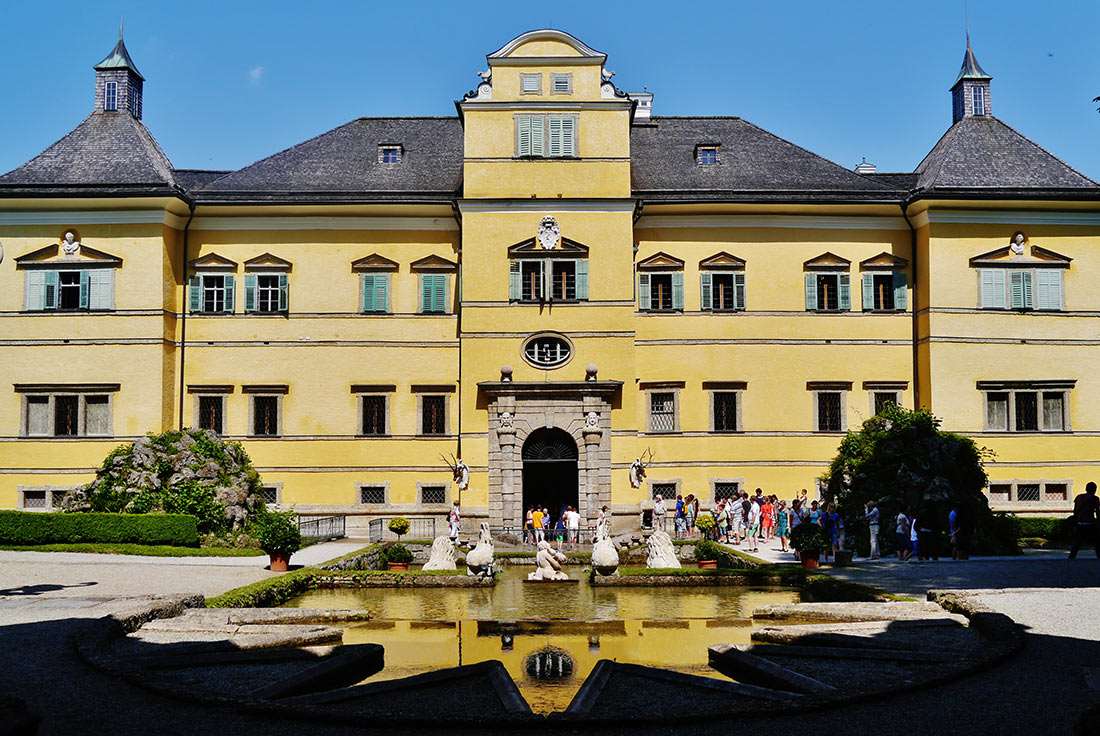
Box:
[498,411,514,429]
[61,231,80,255]
[422,535,457,570]
[585,411,599,429]
[590,517,619,575]
[466,522,495,577]
[528,540,570,581]
[537,216,560,250]
[1010,231,1026,255]
[646,529,681,569]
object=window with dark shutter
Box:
[253,396,279,436]
[361,396,386,435]
[422,395,446,435]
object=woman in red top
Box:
[761,497,775,541]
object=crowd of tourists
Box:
[522,504,589,550]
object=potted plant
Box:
[383,542,413,571]
[693,539,722,570]
[790,523,828,569]
[254,509,302,572]
[695,513,716,541]
[388,516,410,542]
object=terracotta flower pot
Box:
[268,553,291,572]
[386,562,410,571]
[800,554,819,570]
[697,559,718,570]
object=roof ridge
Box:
[984,116,1100,187]
[913,120,961,190]
[736,118,894,191]
[0,113,97,179]
[129,117,178,186]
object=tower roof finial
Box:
[952,36,991,88]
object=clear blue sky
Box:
[2,0,1098,179]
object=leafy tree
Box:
[820,405,992,553]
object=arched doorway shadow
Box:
[521,427,579,523]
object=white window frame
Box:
[978,268,1064,311]
[550,73,572,94]
[23,268,116,312]
[20,392,114,438]
[695,146,719,165]
[259,482,283,506]
[515,114,577,158]
[710,478,745,505]
[651,480,682,502]
[104,81,117,111]
[981,387,1071,433]
[987,479,1073,507]
[417,482,450,507]
[378,145,402,164]
[972,86,985,116]
[806,271,851,312]
[520,73,542,94]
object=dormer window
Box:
[551,73,572,94]
[520,73,542,94]
[696,145,719,165]
[130,88,141,118]
[104,82,117,111]
[379,145,402,164]
[972,86,985,116]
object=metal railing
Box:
[366,517,438,543]
[297,515,346,540]
[490,526,597,546]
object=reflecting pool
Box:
[283,565,800,714]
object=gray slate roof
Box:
[173,169,230,189]
[0,112,177,195]
[196,117,464,203]
[630,117,898,202]
[914,116,1100,194]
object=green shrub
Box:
[0,511,198,546]
[695,514,716,536]
[387,517,410,540]
[790,523,829,557]
[1016,516,1073,542]
[253,509,302,556]
[205,568,321,608]
[692,539,723,561]
[382,543,413,564]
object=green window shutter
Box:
[1009,271,1030,308]
[517,116,532,157]
[278,273,289,311]
[540,260,550,301]
[433,274,447,313]
[861,273,874,311]
[638,273,651,310]
[1035,270,1062,310]
[575,259,588,300]
[561,116,576,157]
[25,271,45,310]
[189,275,202,312]
[981,269,1007,308]
[78,271,90,309]
[361,274,373,312]
[376,274,388,312]
[420,275,431,312]
[838,273,851,310]
[548,116,563,157]
[223,274,235,313]
[892,272,908,310]
[804,273,817,310]
[671,272,684,310]
[244,274,257,312]
[1022,271,1033,308]
[734,272,746,310]
[509,261,521,300]
[88,270,114,310]
[43,271,58,310]
[529,115,545,157]
[700,273,712,310]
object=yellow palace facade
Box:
[2,30,1098,527]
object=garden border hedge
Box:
[0,511,199,546]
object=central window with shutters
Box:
[244,274,288,313]
[862,272,908,311]
[419,274,448,314]
[639,273,683,312]
[189,273,235,313]
[515,114,577,158]
[805,273,850,312]
[701,272,745,312]
[509,259,588,302]
[24,269,115,311]
[978,269,1063,311]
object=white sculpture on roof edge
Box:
[537,216,560,250]
[422,535,457,570]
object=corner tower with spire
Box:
[950,35,991,123]
[93,24,144,119]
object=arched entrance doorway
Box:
[521,428,579,522]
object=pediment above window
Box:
[508,236,589,259]
[15,243,122,269]
[803,252,851,271]
[351,253,399,273]
[189,253,238,271]
[859,252,909,271]
[969,245,1072,269]
[410,254,458,272]
[637,252,685,271]
[698,252,745,271]
[243,252,292,272]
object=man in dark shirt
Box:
[1069,481,1100,559]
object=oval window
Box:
[523,335,572,369]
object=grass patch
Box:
[326,568,467,578]
[0,543,264,557]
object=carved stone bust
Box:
[61,231,80,255]
[537,216,560,250]
[498,411,514,429]
[584,411,599,429]
[1010,231,1026,255]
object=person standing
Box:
[746,496,761,552]
[776,500,790,552]
[916,506,939,561]
[761,497,775,542]
[524,506,534,545]
[822,503,838,561]
[674,495,686,539]
[865,501,881,559]
[683,494,698,537]
[448,500,461,542]
[653,494,667,533]
[715,501,729,543]
[1069,481,1100,559]
[532,506,544,544]
[566,505,581,549]
[895,507,911,561]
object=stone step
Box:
[740,643,954,663]
[751,619,971,653]
[131,623,343,649]
[752,601,967,624]
[174,608,371,626]
[248,643,385,700]
[709,643,836,694]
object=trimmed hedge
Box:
[0,511,199,546]
[206,568,322,608]
[1015,516,1073,542]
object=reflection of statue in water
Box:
[590,516,619,575]
[422,535,457,570]
[466,522,495,577]
[646,529,681,569]
[528,540,570,580]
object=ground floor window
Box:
[420,485,447,505]
[22,392,113,437]
[983,387,1069,432]
[816,392,843,432]
[359,485,386,505]
[988,480,1071,505]
[251,395,281,436]
[18,487,73,510]
[714,482,740,503]
[652,482,677,501]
